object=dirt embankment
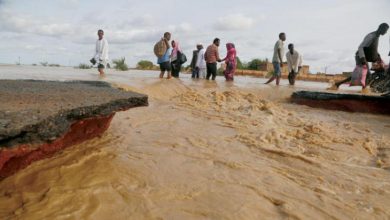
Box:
[0,80,148,178]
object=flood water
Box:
[0,65,390,220]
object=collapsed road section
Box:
[0,80,148,179]
[291,90,390,115]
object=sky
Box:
[0,0,389,73]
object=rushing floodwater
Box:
[0,65,390,220]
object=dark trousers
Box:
[288,71,297,85]
[191,68,199,78]
[206,63,217,80]
[171,61,181,78]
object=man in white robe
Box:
[286,44,303,85]
[93,29,109,75]
[195,43,207,78]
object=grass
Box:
[113,57,129,71]
[137,60,155,70]
[77,63,92,69]
[38,62,60,67]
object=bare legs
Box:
[266,62,282,85]
[159,71,172,79]
[288,71,297,85]
[265,76,280,85]
[98,68,104,75]
[334,76,351,88]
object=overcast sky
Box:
[0,0,389,73]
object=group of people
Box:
[157,32,303,84]
[157,34,237,81]
[91,23,389,89]
[156,32,185,79]
[264,32,303,86]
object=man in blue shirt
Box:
[157,32,172,79]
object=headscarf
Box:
[226,43,237,61]
[171,41,182,59]
[227,43,235,49]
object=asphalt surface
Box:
[0,80,148,148]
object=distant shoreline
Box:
[0,64,347,83]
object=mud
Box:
[0,114,114,179]
[0,67,389,219]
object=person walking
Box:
[157,32,172,79]
[190,44,202,78]
[385,37,390,96]
[205,38,222,80]
[222,43,237,81]
[92,29,109,75]
[196,43,207,79]
[333,23,389,89]
[387,30,390,75]
[170,40,183,78]
[265,33,286,85]
[286,44,303,85]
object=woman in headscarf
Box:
[222,43,237,81]
[170,40,183,78]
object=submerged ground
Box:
[0,65,389,220]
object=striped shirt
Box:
[205,44,220,63]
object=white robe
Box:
[196,48,206,69]
[94,38,109,65]
[286,50,303,73]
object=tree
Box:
[247,58,268,70]
[113,57,129,71]
[236,57,245,70]
[77,63,92,69]
[137,60,154,70]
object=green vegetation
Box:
[136,60,155,70]
[113,57,129,71]
[38,62,60,67]
[217,66,225,76]
[216,57,268,75]
[235,57,268,70]
[246,58,268,70]
[77,63,92,69]
[236,57,244,70]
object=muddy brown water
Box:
[0,65,389,219]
